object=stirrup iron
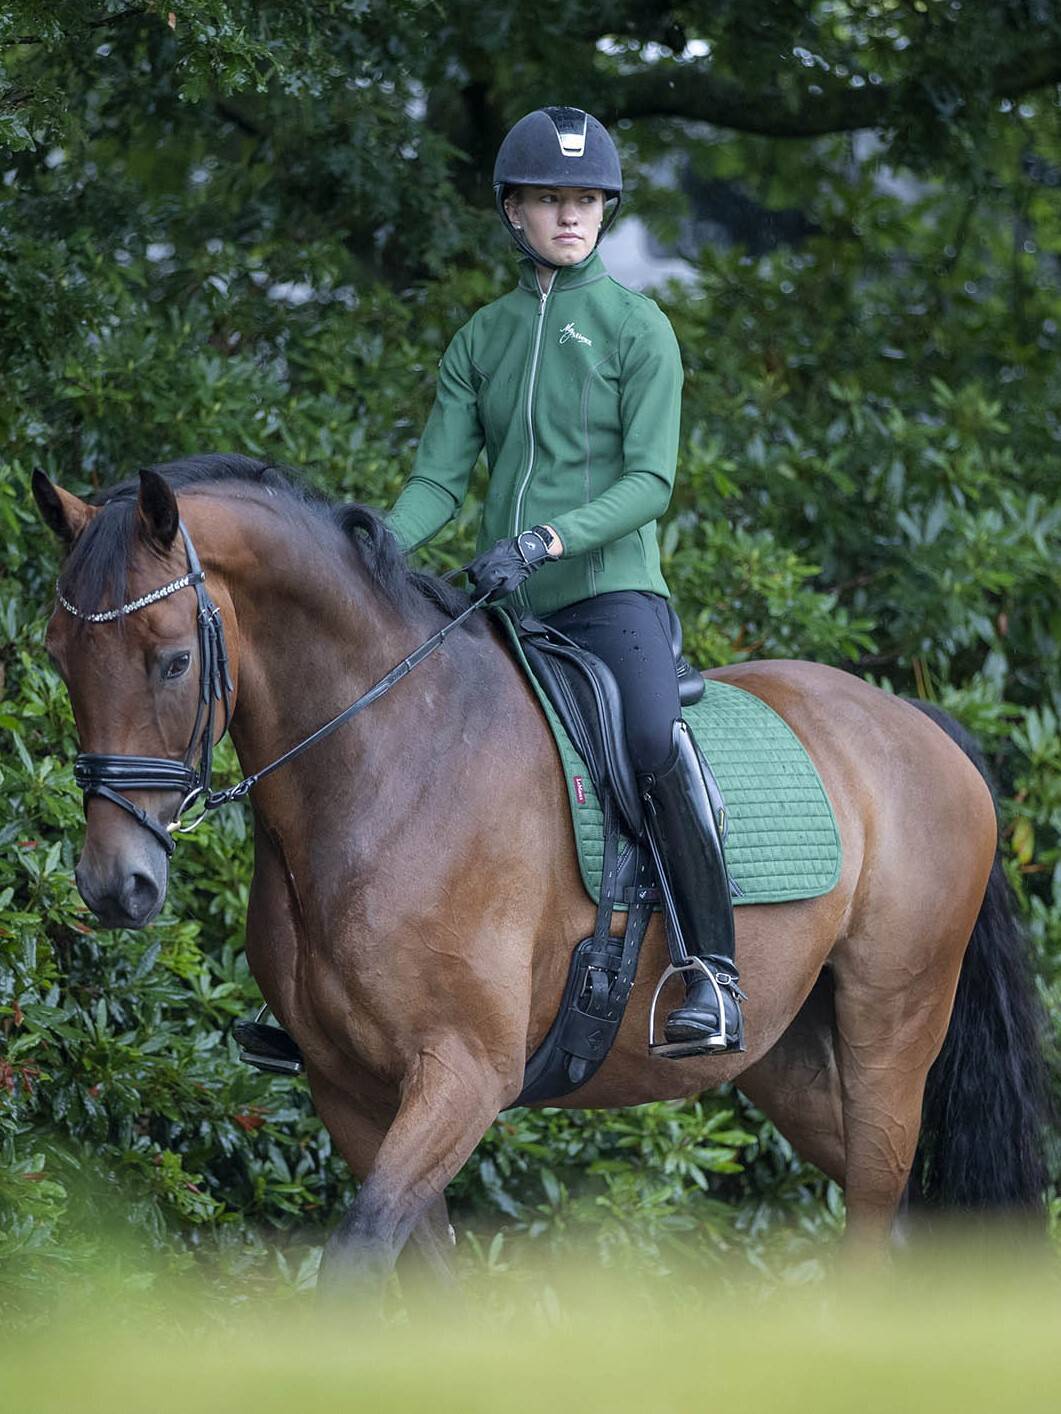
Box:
[234,1004,305,1076]
[648,957,737,1059]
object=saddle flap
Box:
[514,614,645,838]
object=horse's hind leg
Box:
[738,968,846,1185]
[831,925,969,1255]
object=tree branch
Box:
[0,84,33,112]
[1,6,148,48]
[601,44,1061,138]
[215,100,264,139]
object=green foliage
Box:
[456,1098,840,1276]
[1,0,1059,1304]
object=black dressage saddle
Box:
[509,601,729,884]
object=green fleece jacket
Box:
[383,249,683,616]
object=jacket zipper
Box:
[512,271,555,609]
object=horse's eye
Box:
[163,652,191,681]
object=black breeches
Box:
[541,590,681,775]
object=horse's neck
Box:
[194,496,493,856]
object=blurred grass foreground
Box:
[5,1245,1061,1413]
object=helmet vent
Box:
[545,105,588,158]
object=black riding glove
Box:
[467,527,555,603]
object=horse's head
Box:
[33,468,236,928]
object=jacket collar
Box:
[517,249,607,295]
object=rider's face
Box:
[505,186,605,267]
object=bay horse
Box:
[32,456,1047,1288]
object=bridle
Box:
[58,521,490,856]
[60,524,233,857]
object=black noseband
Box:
[73,758,201,856]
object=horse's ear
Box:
[137,468,179,549]
[32,469,96,543]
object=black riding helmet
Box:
[493,106,623,269]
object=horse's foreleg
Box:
[307,1064,462,1295]
[317,1036,508,1296]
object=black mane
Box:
[57,453,480,628]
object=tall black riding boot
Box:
[638,719,745,1054]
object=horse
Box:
[32,455,1047,1290]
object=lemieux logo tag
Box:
[573,775,587,805]
[559,322,592,348]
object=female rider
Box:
[383,107,744,1054]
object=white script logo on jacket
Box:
[559,322,592,347]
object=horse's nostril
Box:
[120,871,161,922]
[75,853,167,929]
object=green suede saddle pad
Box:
[495,611,842,909]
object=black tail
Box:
[906,701,1050,1214]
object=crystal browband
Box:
[56,571,204,623]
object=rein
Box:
[58,523,489,854]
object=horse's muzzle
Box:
[75,856,167,930]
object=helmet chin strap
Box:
[494,188,623,271]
